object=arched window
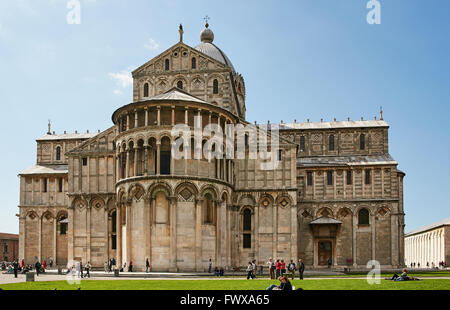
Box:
[59,216,68,235]
[165,59,170,71]
[177,81,183,90]
[191,57,196,69]
[111,211,117,250]
[204,193,215,224]
[358,208,370,225]
[329,135,335,151]
[243,208,252,249]
[144,83,149,97]
[360,134,366,150]
[243,209,252,231]
[56,146,61,161]
[213,79,219,94]
[160,137,171,175]
[327,171,333,185]
[300,136,306,152]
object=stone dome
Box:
[195,23,235,72]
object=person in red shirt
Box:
[275,259,281,278]
[280,260,286,276]
[43,261,47,270]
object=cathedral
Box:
[18,22,405,272]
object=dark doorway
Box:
[318,241,332,266]
[160,151,171,175]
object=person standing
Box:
[208,258,212,273]
[275,259,281,278]
[85,261,91,278]
[13,260,19,278]
[246,262,254,280]
[80,261,84,278]
[21,259,25,269]
[43,260,47,270]
[251,260,257,279]
[327,257,332,269]
[129,260,133,272]
[146,258,150,273]
[35,261,41,276]
[267,258,275,279]
[280,260,286,276]
[288,260,296,280]
[298,259,305,280]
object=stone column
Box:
[290,200,298,263]
[134,146,138,177]
[352,214,357,267]
[126,114,130,131]
[19,215,25,262]
[169,197,177,272]
[53,218,57,265]
[170,140,175,176]
[272,203,278,261]
[157,106,161,126]
[144,145,149,176]
[105,207,109,262]
[87,205,91,263]
[371,212,376,261]
[254,204,259,264]
[195,198,203,271]
[116,203,122,268]
[126,204,132,266]
[68,206,74,264]
[145,197,152,270]
[156,143,161,175]
[171,106,175,126]
[38,215,42,262]
[145,108,148,127]
[126,150,130,179]
[134,110,138,128]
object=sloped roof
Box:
[139,87,208,104]
[195,42,235,72]
[310,216,342,225]
[406,218,450,236]
[19,164,68,176]
[280,120,389,130]
[297,154,398,167]
[0,233,19,240]
[36,132,97,141]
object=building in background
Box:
[1,233,19,262]
[405,218,450,268]
[17,22,405,271]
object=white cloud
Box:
[109,68,133,95]
[144,38,160,51]
[109,70,132,88]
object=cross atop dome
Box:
[200,16,214,43]
[203,15,210,27]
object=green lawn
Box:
[1,279,450,290]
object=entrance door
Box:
[318,241,332,266]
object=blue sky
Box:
[0,0,449,234]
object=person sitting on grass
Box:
[266,276,293,290]
[390,268,419,281]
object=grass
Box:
[1,278,450,290]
